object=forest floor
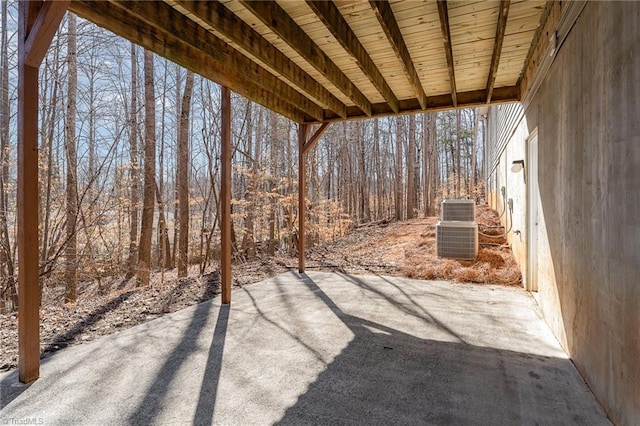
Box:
[0,204,520,372]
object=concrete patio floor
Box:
[1,271,609,425]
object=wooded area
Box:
[0,7,487,313]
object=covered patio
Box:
[16,0,571,383]
[1,272,608,424]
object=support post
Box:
[220,86,232,304]
[17,0,67,385]
[17,59,39,384]
[16,1,40,383]
[298,124,309,273]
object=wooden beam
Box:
[518,1,561,104]
[298,124,310,273]
[369,0,427,110]
[220,86,231,304]
[302,122,330,155]
[23,0,69,67]
[486,0,510,103]
[318,85,520,123]
[436,0,458,107]
[176,0,347,119]
[69,1,307,123]
[111,1,323,121]
[17,0,49,383]
[240,0,373,117]
[306,0,399,113]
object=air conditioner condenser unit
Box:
[441,199,475,222]
[436,221,478,260]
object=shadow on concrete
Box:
[0,372,31,408]
[338,273,467,344]
[128,300,212,423]
[275,273,604,425]
[193,303,229,425]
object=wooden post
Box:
[298,124,309,273]
[18,0,39,385]
[16,0,68,385]
[17,56,40,384]
[220,86,231,304]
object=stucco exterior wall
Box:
[487,2,640,424]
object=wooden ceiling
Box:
[68,0,549,123]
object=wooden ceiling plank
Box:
[436,0,458,107]
[305,0,399,113]
[486,0,511,103]
[369,0,427,110]
[239,0,373,117]
[69,1,307,122]
[307,0,398,112]
[177,0,347,119]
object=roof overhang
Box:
[68,0,551,123]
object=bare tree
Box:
[64,14,78,303]
[395,116,403,221]
[127,43,139,278]
[406,115,416,219]
[456,109,461,198]
[137,50,156,287]
[177,70,194,277]
[0,0,16,309]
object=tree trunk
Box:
[406,115,416,219]
[241,101,256,259]
[157,59,169,267]
[155,179,172,269]
[456,109,461,198]
[395,116,403,221]
[268,112,277,256]
[421,113,429,216]
[127,43,139,278]
[0,0,16,309]
[373,120,383,220]
[64,14,78,303]
[357,121,369,223]
[137,50,156,287]
[177,70,194,277]
[471,109,479,201]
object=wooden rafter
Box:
[112,1,323,121]
[23,0,69,67]
[436,0,457,107]
[240,0,373,117]
[369,0,427,110]
[486,0,510,103]
[306,1,399,113]
[176,0,347,119]
[69,2,308,123]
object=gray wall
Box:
[490,3,640,424]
